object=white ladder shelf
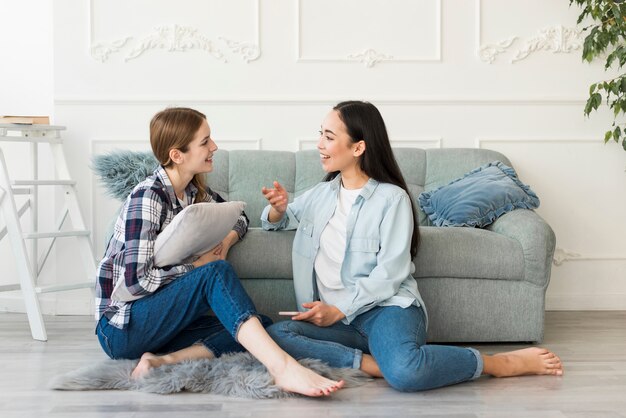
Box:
[0,124,96,341]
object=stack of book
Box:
[0,116,50,125]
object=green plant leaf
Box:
[572,0,626,152]
[589,83,597,95]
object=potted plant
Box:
[571,0,626,150]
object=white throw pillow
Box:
[153,201,246,267]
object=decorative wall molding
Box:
[124,25,226,63]
[475,137,600,148]
[89,0,260,63]
[55,97,589,106]
[296,0,441,67]
[347,49,394,68]
[476,137,626,266]
[553,247,626,265]
[476,0,583,64]
[510,25,583,63]
[218,36,260,63]
[552,248,581,266]
[91,37,132,63]
[478,37,517,64]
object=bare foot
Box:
[270,356,345,397]
[131,352,166,379]
[483,347,564,378]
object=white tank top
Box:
[314,184,362,306]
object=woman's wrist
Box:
[268,207,285,223]
[225,230,239,247]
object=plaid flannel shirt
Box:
[95,166,248,329]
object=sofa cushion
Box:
[295,150,326,196]
[418,161,540,227]
[392,148,427,225]
[413,226,524,281]
[224,151,295,228]
[228,228,295,279]
[153,201,246,267]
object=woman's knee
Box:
[380,354,433,392]
[383,365,428,392]
[199,259,235,276]
[195,260,239,286]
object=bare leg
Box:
[131,344,213,379]
[132,317,345,396]
[482,347,563,377]
[236,317,345,397]
[360,354,383,377]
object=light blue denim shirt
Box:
[261,175,427,326]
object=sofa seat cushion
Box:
[230,228,524,283]
[413,227,524,281]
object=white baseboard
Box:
[546,293,626,311]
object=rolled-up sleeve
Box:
[210,189,249,240]
[261,186,317,231]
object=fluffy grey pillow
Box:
[153,201,246,267]
[91,151,159,201]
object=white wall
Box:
[0,0,57,313]
[1,0,625,314]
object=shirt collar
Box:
[154,165,198,206]
[330,174,378,200]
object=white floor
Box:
[0,311,625,418]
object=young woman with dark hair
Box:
[261,101,563,392]
[95,107,343,396]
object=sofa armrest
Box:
[485,209,556,287]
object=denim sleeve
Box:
[260,185,317,231]
[334,194,415,323]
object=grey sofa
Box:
[206,148,556,344]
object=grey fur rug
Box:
[50,352,370,399]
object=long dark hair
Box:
[325,101,420,257]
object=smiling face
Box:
[178,119,218,175]
[318,110,365,174]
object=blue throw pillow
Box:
[418,161,540,227]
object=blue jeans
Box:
[96,260,272,359]
[267,305,483,392]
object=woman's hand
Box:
[261,181,288,222]
[192,231,240,267]
[192,242,223,268]
[291,301,346,327]
[214,230,239,261]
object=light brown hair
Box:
[150,107,208,202]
